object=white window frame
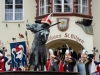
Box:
[39,0,50,16]
[53,0,73,13]
[3,0,24,22]
[76,0,88,15]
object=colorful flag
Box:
[10,41,27,71]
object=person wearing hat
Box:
[46,49,62,71]
[0,52,8,71]
[77,49,92,75]
[63,49,76,72]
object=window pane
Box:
[46,6,50,13]
[54,5,62,12]
[40,0,44,7]
[5,5,13,9]
[5,9,13,12]
[76,5,81,13]
[64,0,72,3]
[46,0,49,5]
[15,0,23,4]
[82,7,88,14]
[40,8,44,15]
[5,13,13,20]
[76,0,81,4]
[15,5,23,12]
[5,0,13,4]
[54,0,62,4]
[15,13,23,20]
[64,5,72,12]
[82,0,88,6]
[5,5,13,12]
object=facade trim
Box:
[35,0,92,20]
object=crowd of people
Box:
[47,46,100,75]
[0,45,100,75]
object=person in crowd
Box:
[69,47,77,60]
[77,49,92,75]
[46,49,61,71]
[0,52,8,71]
[63,49,76,72]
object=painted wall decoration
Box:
[57,18,69,32]
[10,41,27,70]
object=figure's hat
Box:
[49,49,53,55]
[65,49,71,55]
[49,49,55,57]
[81,49,88,58]
[65,49,71,58]
[15,44,22,52]
[41,13,53,25]
[82,49,88,55]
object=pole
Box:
[35,22,61,33]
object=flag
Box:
[10,41,27,70]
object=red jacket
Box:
[46,59,64,72]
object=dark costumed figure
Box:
[63,49,77,72]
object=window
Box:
[76,0,88,15]
[39,0,50,16]
[53,0,73,13]
[4,0,23,21]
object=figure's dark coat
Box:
[63,58,76,72]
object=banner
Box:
[10,41,27,70]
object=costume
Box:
[59,60,64,72]
[46,58,64,71]
[46,49,63,71]
[77,49,93,75]
[63,58,76,72]
[0,53,8,71]
[63,50,77,72]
